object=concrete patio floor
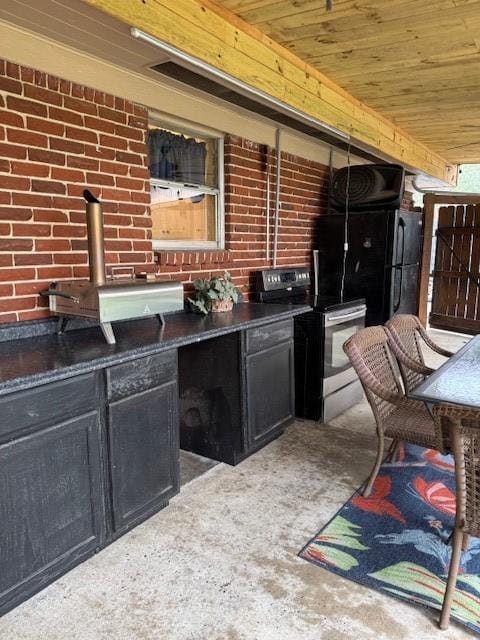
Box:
[1,330,475,640]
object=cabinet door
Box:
[108,381,179,534]
[0,412,105,616]
[246,340,294,448]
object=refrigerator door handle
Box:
[393,266,403,312]
[397,217,406,267]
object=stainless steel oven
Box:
[324,303,367,379]
[256,267,366,422]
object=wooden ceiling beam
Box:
[84,0,455,182]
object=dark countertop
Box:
[0,303,310,397]
[410,334,480,408]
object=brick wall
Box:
[0,58,329,323]
[157,135,329,297]
[0,59,153,323]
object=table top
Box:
[410,334,480,408]
[0,303,309,397]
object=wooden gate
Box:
[427,195,480,334]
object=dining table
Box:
[409,333,480,410]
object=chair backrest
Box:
[432,404,480,538]
[343,326,403,428]
[385,314,427,391]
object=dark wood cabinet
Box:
[245,320,295,449]
[0,374,105,616]
[108,379,179,534]
[0,311,298,615]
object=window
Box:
[148,118,224,250]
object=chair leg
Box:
[364,435,384,497]
[439,526,464,630]
[462,533,470,551]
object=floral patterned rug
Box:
[299,444,480,634]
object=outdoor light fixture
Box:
[131,27,350,144]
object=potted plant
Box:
[188,271,240,314]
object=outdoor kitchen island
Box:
[0,302,308,616]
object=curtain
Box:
[148,129,207,185]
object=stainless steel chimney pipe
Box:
[84,190,106,286]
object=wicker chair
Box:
[432,404,480,630]
[385,314,454,393]
[343,326,448,497]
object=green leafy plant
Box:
[188,271,240,315]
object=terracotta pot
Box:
[211,299,234,313]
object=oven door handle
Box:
[324,307,366,326]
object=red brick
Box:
[0,238,33,250]
[0,142,27,159]
[114,124,144,141]
[0,109,23,127]
[101,188,133,202]
[129,141,147,154]
[28,148,65,165]
[48,106,83,126]
[17,310,51,321]
[85,172,114,186]
[0,297,37,312]
[67,155,98,170]
[33,70,47,87]
[12,223,51,237]
[128,115,148,129]
[116,176,144,190]
[50,137,84,154]
[71,239,87,251]
[59,79,71,95]
[63,95,97,115]
[33,209,68,222]
[51,167,85,182]
[65,126,98,143]
[99,134,128,150]
[51,196,84,210]
[54,252,87,264]
[98,106,127,124]
[47,75,59,91]
[27,116,64,136]
[12,192,52,207]
[20,67,34,83]
[37,266,73,279]
[0,283,13,295]
[71,83,85,99]
[35,238,71,251]
[15,253,52,266]
[0,312,18,322]
[10,161,49,177]
[84,115,115,133]
[53,224,86,237]
[129,166,150,179]
[15,281,48,295]
[0,175,29,190]
[7,129,48,148]
[83,144,115,161]
[5,62,20,79]
[0,76,22,94]
[24,84,62,106]
[0,207,32,221]
[119,252,146,263]
[0,159,9,173]
[31,180,66,194]
[7,95,48,118]
[105,240,132,251]
[119,228,145,239]
[115,150,143,165]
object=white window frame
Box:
[149,113,225,251]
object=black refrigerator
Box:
[316,209,423,326]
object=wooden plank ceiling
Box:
[212,0,480,165]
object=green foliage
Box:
[188,271,240,315]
